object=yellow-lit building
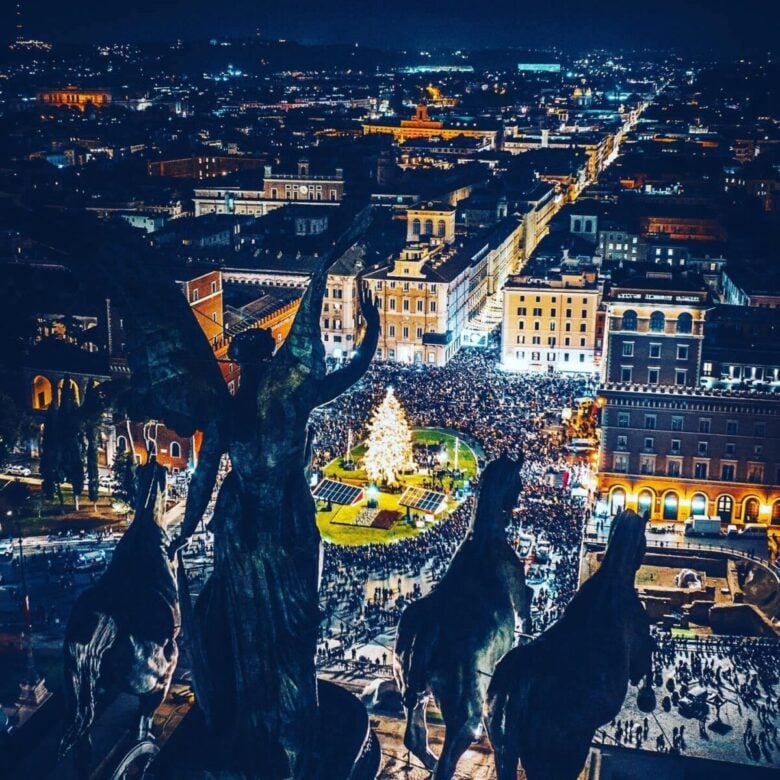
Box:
[362,104,499,148]
[39,87,111,111]
[501,268,602,373]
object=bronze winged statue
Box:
[393,454,532,780]
[486,508,655,780]
[9,204,381,777]
[59,459,179,775]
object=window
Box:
[677,344,689,361]
[699,418,711,433]
[697,441,709,456]
[648,368,660,384]
[430,301,437,313]
[170,441,181,459]
[437,220,446,237]
[677,312,693,333]
[726,419,738,435]
[402,299,410,312]
[667,459,681,477]
[388,325,396,337]
[622,310,637,330]
[550,309,557,317]
[389,298,396,311]
[417,300,424,312]
[721,464,735,481]
[670,439,681,454]
[747,464,764,483]
[621,366,633,382]
[640,456,655,475]
[116,435,128,453]
[565,308,572,318]
[694,462,709,479]
[211,280,217,294]
[675,369,687,385]
[717,494,734,522]
[416,327,423,339]
[533,307,543,316]
[614,453,629,473]
[649,343,661,359]
[649,311,665,332]
[412,219,421,235]
[534,322,540,331]
[517,306,527,316]
[644,414,657,430]
[671,416,683,431]
[725,442,736,457]
[402,327,409,339]
[617,412,630,428]
[643,437,655,451]
[616,435,627,450]
[191,288,199,302]
[579,323,587,332]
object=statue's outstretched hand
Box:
[168,535,189,561]
[357,280,379,332]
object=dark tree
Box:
[39,390,62,506]
[111,450,137,511]
[0,392,23,464]
[81,382,105,507]
[59,379,85,511]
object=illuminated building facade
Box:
[38,87,112,111]
[597,384,780,526]
[193,159,344,217]
[362,104,499,149]
[147,155,265,180]
[501,269,602,373]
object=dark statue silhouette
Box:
[17,206,382,777]
[394,454,532,780]
[59,459,179,774]
[486,508,655,780]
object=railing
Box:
[583,526,778,580]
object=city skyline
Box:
[5,0,780,52]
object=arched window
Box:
[437,219,446,237]
[57,377,81,406]
[116,435,128,453]
[412,219,421,236]
[622,310,637,331]
[662,491,679,521]
[691,493,708,516]
[573,218,582,232]
[676,312,693,334]
[424,219,434,236]
[717,495,734,522]
[772,500,780,525]
[649,312,666,333]
[32,375,53,410]
[170,441,181,459]
[637,489,654,517]
[743,497,760,522]
[585,219,594,233]
[609,487,626,515]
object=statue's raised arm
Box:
[315,280,379,407]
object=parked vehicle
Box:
[5,465,31,477]
[683,517,722,538]
[0,540,14,559]
[74,550,107,571]
[739,523,769,539]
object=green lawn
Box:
[316,428,477,546]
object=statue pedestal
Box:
[149,680,380,779]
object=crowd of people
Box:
[312,347,597,668]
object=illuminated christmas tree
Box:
[363,388,413,485]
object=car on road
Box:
[678,685,709,718]
[4,465,32,477]
[0,539,14,559]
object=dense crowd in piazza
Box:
[311,347,597,667]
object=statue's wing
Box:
[268,208,375,399]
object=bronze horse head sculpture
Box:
[393,454,532,780]
[59,458,180,775]
[486,508,655,780]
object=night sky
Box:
[5,0,780,52]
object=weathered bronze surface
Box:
[486,508,655,780]
[394,455,532,780]
[60,459,179,775]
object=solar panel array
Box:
[312,479,363,506]
[399,486,447,514]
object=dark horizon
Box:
[5,0,780,55]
